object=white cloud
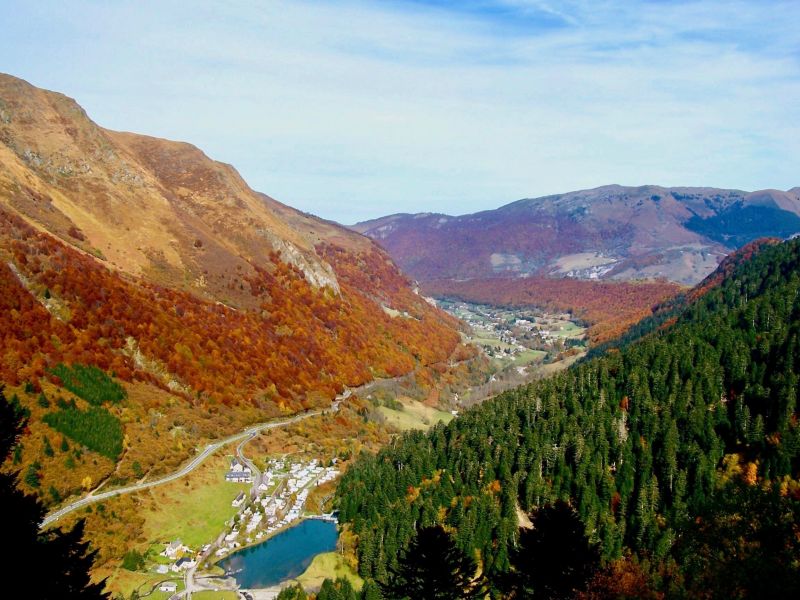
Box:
[1,0,798,223]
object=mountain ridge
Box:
[354,184,800,285]
[0,73,461,522]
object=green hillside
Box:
[337,238,800,594]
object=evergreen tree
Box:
[276,583,308,600]
[25,461,41,488]
[317,577,358,600]
[381,526,485,600]
[360,580,383,600]
[502,501,599,599]
[43,435,54,457]
[0,386,108,598]
[121,549,145,571]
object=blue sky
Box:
[1,0,799,223]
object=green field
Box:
[378,398,454,431]
[295,551,364,590]
[190,591,239,600]
[550,320,585,338]
[97,569,183,600]
[472,334,515,351]
[511,349,547,366]
[141,451,249,550]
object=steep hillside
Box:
[338,237,800,593]
[0,74,460,507]
[354,185,800,285]
[0,73,342,301]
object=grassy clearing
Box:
[472,335,516,351]
[512,349,547,366]
[378,398,454,431]
[190,591,239,600]
[295,551,363,590]
[551,320,585,338]
[95,568,182,599]
[537,352,586,377]
[139,451,248,550]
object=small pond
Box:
[219,519,338,588]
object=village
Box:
[438,300,587,361]
[215,456,339,557]
[146,454,340,597]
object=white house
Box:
[225,457,253,483]
[171,556,196,572]
[161,539,188,560]
[232,491,246,507]
[226,470,252,483]
[159,581,178,593]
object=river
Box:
[219,519,338,588]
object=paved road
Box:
[41,410,323,528]
[183,391,351,599]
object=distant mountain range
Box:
[354,184,800,285]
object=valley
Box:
[437,301,587,403]
[1,67,798,600]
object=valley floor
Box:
[56,305,587,599]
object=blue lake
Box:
[219,519,338,588]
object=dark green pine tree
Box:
[0,386,109,598]
[316,577,358,600]
[503,501,599,599]
[360,579,383,600]
[380,525,485,600]
[276,583,308,600]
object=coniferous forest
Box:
[336,239,800,598]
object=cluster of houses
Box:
[153,538,207,582]
[225,457,253,483]
[446,301,582,355]
[215,457,339,557]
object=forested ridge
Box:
[422,276,682,344]
[337,238,800,589]
[0,208,458,408]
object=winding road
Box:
[41,408,327,528]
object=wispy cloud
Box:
[1,0,798,222]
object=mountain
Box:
[0,74,460,505]
[354,184,800,285]
[337,236,800,596]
